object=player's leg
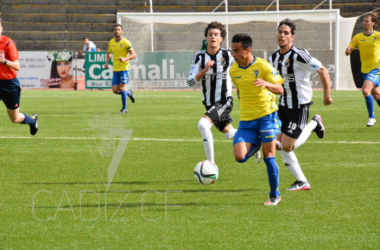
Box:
[2,85,38,135]
[259,112,281,206]
[112,71,130,113]
[233,121,260,163]
[371,71,380,114]
[218,97,261,163]
[362,72,376,126]
[198,115,215,163]
[277,107,309,191]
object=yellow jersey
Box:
[230,57,284,121]
[348,31,380,73]
[108,37,133,72]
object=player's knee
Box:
[223,128,236,140]
[362,87,371,96]
[112,89,119,94]
[198,118,211,132]
[234,154,247,163]
[282,145,294,152]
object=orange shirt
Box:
[0,35,19,80]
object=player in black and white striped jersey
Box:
[269,19,333,191]
[187,21,260,165]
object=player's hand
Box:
[119,57,127,62]
[345,47,353,55]
[253,79,269,89]
[104,63,109,69]
[205,59,214,70]
[324,96,333,106]
[0,51,5,64]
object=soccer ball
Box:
[193,161,219,185]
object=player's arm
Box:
[345,38,357,56]
[254,79,283,94]
[187,53,202,87]
[105,52,112,69]
[317,66,333,106]
[0,50,20,71]
[119,49,137,62]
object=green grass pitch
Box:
[0,89,379,249]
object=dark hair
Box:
[231,33,252,49]
[114,24,123,30]
[50,57,72,77]
[204,21,226,39]
[364,12,378,26]
[278,19,296,35]
[83,37,89,40]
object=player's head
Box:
[83,37,90,45]
[363,12,378,31]
[231,33,252,64]
[204,22,226,49]
[277,19,295,49]
[114,24,123,38]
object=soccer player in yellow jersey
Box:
[230,33,284,206]
[105,24,136,114]
[346,13,380,127]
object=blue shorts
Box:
[233,112,282,148]
[0,78,21,110]
[362,69,380,87]
[112,70,130,86]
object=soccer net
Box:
[118,10,358,90]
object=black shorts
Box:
[278,104,312,139]
[204,96,234,132]
[0,79,21,110]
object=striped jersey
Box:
[268,46,322,109]
[187,48,234,106]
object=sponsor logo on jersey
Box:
[235,76,242,79]
[271,70,279,76]
[221,57,226,66]
[374,37,377,42]
[285,59,290,68]
[120,44,123,48]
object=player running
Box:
[230,33,284,206]
[105,24,136,114]
[346,12,380,127]
[0,18,38,135]
[187,21,260,165]
[269,19,333,191]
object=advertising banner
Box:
[18,51,74,89]
[85,51,193,89]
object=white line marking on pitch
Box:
[0,136,379,144]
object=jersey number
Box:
[288,122,297,130]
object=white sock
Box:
[279,150,307,182]
[294,120,317,150]
[198,118,214,163]
[223,128,237,140]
